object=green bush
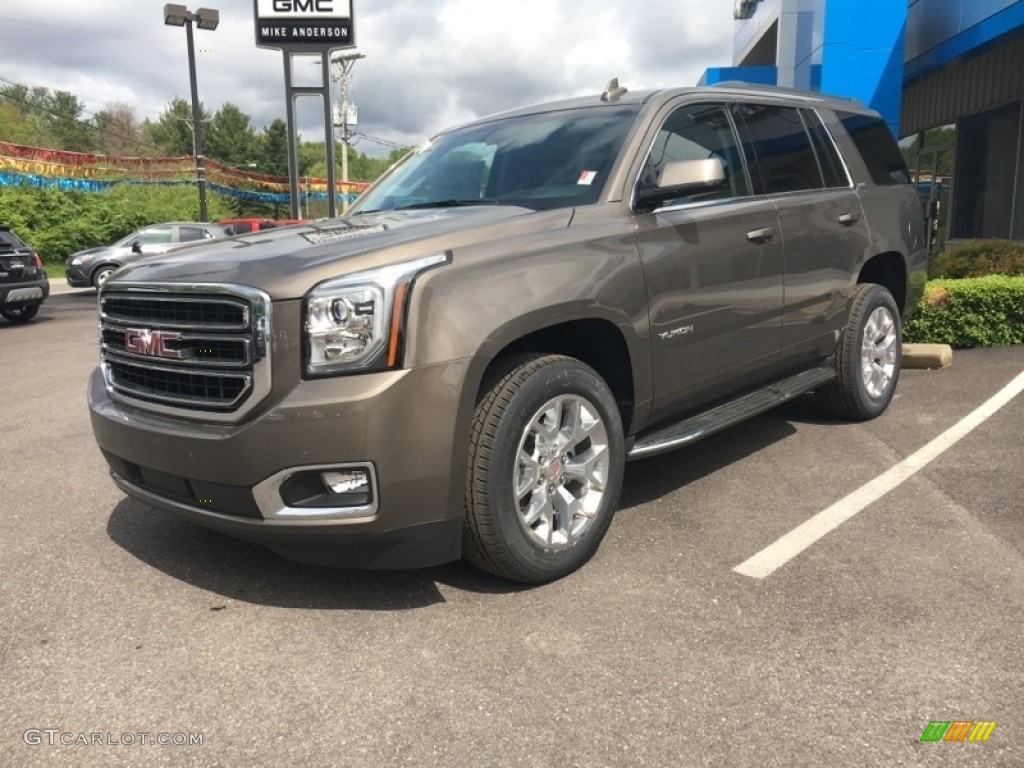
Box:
[904,275,1024,348]
[929,239,1024,279]
[0,184,233,265]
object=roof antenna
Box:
[601,78,628,102]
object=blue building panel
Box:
[700,66,778,87]
[905,0,1024,79]
[820,0,907,135]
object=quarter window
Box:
[836,111,911,186]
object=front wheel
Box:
[817,283,902,420]
[92,266,116,289]
[463,355,625,583]
[1,303,40,323]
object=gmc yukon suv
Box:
[88,82,927,583]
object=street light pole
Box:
[332,52,365,212]
[164,4,219,222]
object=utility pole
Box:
[332,51,365,211]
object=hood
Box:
[71,245,114,259]
[109,205,569,299]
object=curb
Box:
[903,343,953,369]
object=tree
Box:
[94,103,144,157]
[258,118,290,177]
[46,90,95,151]
[206,102,258,166]
[145,97,209,156]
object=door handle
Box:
[746,227,775,244]
[838,213,861,226]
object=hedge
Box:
[929,239,1024,279]
[904,275,1024,348]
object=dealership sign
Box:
[254,0,355,49]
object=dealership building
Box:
[703,0,1024,243]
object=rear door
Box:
[732,102,872,366]
[631,100,785,423]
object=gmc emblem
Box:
[124,328,189,359]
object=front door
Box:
[632,101,784,424]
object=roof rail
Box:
[708,80,863,106]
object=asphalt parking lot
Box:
[2,290,1022,767]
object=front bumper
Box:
[88,358,472,569]
[66,265,92,287]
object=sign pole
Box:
[254,0,356,219]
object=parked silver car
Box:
[66,222,230,288]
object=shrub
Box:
[929,239,1024,279]
[904,275,1024,348]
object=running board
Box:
[627,366,836,460]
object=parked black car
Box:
[0,225,49,323]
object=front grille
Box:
[99,284,272,421]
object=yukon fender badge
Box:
[658,325,695,341]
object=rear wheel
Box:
[463,354,625,583]
[1,303,40,323]
[817,283,901,420]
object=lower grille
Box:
[99,283,272,421]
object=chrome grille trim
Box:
[98,282,273,423]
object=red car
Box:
[218,218,279,235]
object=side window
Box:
[802,109,849,188]
[135,226,174,245]
[178,227,206,242]
[836,111,912,185]
[640,103,749,207]
[258,221,278,231]
[230,222,253,234]
[735,104,824,193]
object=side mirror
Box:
[635,157,726,213]
[131,240,142,254]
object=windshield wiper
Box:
[394,199,500,211]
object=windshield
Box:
[351,104,641,214]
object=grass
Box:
[43,263,67,280]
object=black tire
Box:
[463,354,626,583]
[92,265,116,289]
[817,283,902,420]
[1,303,40,323]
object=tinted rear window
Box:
[837,112,911,186]
[0,230,27,249]
[735,104,824,194]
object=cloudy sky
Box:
[1,0,734,155]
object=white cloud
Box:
[0,0,733,155]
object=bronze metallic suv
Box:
[87,82,927,582]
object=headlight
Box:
[71,254,94,267]
[305,252,449,376]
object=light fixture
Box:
[195,8,220,31]
[163,3,189,26]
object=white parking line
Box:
[733,369,1024,579]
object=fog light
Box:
[322,470,370,494]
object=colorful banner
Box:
[0,140,370,201]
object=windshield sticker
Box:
[577,170,598,186]
[301,225,387,245]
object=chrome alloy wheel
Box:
[515,395,610,549]
[860,306,898,399]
